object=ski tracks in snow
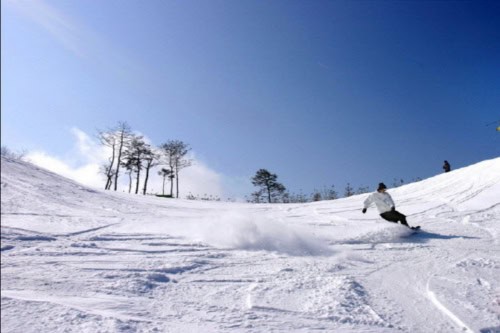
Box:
[1,227,230,332]
[360,236,500,333]
[2,157,500,332]
[425,277,474,333]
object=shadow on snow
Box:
[404,230,480,243]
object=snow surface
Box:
[1,156,500,333]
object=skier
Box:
[362,183,418,229]
[443,160,451,173]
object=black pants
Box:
[380,210,408,226]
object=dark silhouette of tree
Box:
[142,147,160,195]
[113,122,133,191]
[100,163,115,190]
[356,185,370,195]
[392,178,405,188]
[251,169,286,203]
[96,131,117,190]
[158,168,173,196]
[122,158,136,193]
[97,122,133,191]
[1,146,26,161]
[311,185,338,202]
[121,135,150,194]
[160,140,192,198]
[325,185,339,200]
[344,183,355,197]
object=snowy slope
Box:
[1,156,499,333]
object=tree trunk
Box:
[105,177,112,190]
[106,145,116,190]
[143,162,151,195]
[114,131,125,191]
[170,175,174,197]
[128,172,132,193]
[135,168,141,194]
[176,172,179,198]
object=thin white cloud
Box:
[5,0,150,89]
[5,0,88,58]
[71,127,109,163]
[179,153,224,199]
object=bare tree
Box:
[160,146,176,197]
[100,163,115,190]
[97,122,133,191]
[285,191,307,203]
[311,185,338,202]
[356,185,370,195]
[249,190,265,203]
[96,131,117,190]
[324,185,338,200]
[160,140,192,198]
[158,168,173,196]
[344,183,355,197]
[121,158,135,193]
[1,146,26,161]
[392,178,405,188]
[113,122,133,191]
[142,147,160,195]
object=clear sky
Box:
[2,0,499,200]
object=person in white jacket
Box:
[362,183,416,229]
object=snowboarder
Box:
[362,183,418,229]
[443,160,451,173]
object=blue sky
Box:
[2,0,499,199]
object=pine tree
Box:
[251,169,286,203]
[121,135,149,194]
[160,140,192,198]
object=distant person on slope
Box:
[443,160,451,173]
[362,183,418,229]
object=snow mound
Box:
[1,156,500,333]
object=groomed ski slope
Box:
[1,156,499,333]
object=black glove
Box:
[362,208,367,214]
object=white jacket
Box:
[363,191,395,214]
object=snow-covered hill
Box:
[1,156,499,333]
